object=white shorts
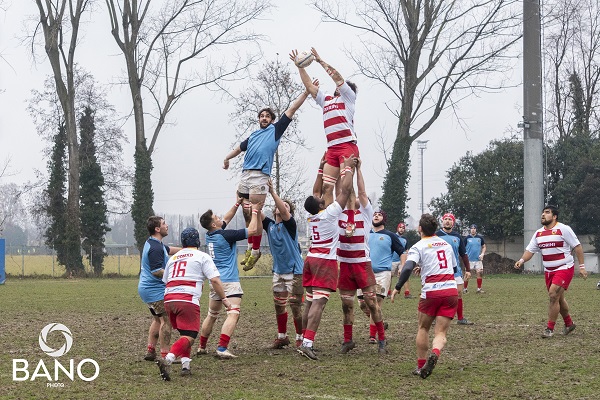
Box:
[471,260,483,271]
[209,281,243,300]
[238,170,269,196]
[374,271,392,297]
[272,273,304,295]
[391,261,402,277]
[455,275,464,285]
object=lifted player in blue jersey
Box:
[223,88,314,271]
[436,213,473,325]
[262,179,305,349]
[197,196,262,359]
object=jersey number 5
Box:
[312,226,320,241]
[436,250,448,269]
[171,260,187,278]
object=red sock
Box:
[563,314,573,327]
[457,298,464,320]
[252,234,262,250]
[548,320,556,331]
[464,280,469,289]
[369,324,377,338]
[417,358,426,369]
[170,337,191,358]
[304,329,316,341]
[161,351,168,358]
[247,235,253,247]
[404,290,410,297]
[477,278,482,289]
[277,312,288,334]
[147,344,155,352]
[218,334,231,349]
[432,348,441,357]
[375,320,386,341]
[343,324,353,342]
[199,335,208,349]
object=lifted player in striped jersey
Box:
[391,214,458,379]
[298,155,357,361]
[291,48,359,207]
[515,205,587,338]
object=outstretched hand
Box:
[311,47,321,62]
[289,49,298,63]
[390,289,399,303]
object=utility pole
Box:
[522,0,544,272]
[416,140,429,215]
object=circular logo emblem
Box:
[39,323,73,357]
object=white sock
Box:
[251,249,260,257]
[165,353,176,364]
[302,338,314,347]
[278,333,287,339]
[181,357,191,369]
[296,333,303,341]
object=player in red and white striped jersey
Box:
[337,160,389,355]
[515,205,587,338]
[155,228,231,381]
[291,48,359,207]
[297,155,357,360]
[391,214,459,379]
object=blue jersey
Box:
[138,237,170,303]
[436,229,466,276]
[465,234,485,261]
[241,114,291,175]
[205,222,247,282]
[263,216,303,275]
[369,229,405,273]
[391,234,407,263]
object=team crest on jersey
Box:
[552,230,557,235]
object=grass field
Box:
[0,275,599,399]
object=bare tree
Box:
[229,59,310,205]
[28,72,132,214]
[105,0,271,249]
[543,0,600,140]
[313,0,521,224]
[32,0,92,269]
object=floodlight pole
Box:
[417,140,429,215]
[522,0,544,272]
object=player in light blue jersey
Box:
[138,216,181,361]
[223,89,313,271]
[197,196,262,359]
[436,213,473,325]
[391,222,412,298]
[464,224,486,294]
[262,179,305,349]
[364,210,404,344]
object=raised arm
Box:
[312,153,327,198]
[356,159,368,208]
[311,47,344,87]
[247,201,264,237]
[290,49,319,98]
[284,90,311,120]
[223,194,244,225]
[223,144,242,170]
[335,155,357,209]
[268,179,291,221]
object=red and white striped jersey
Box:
[407,236,458,299]
[337,202,374,264]
[307,201,344,260]
[526,222,580,272]
[162,248,220,305]
[315,82,357,147]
